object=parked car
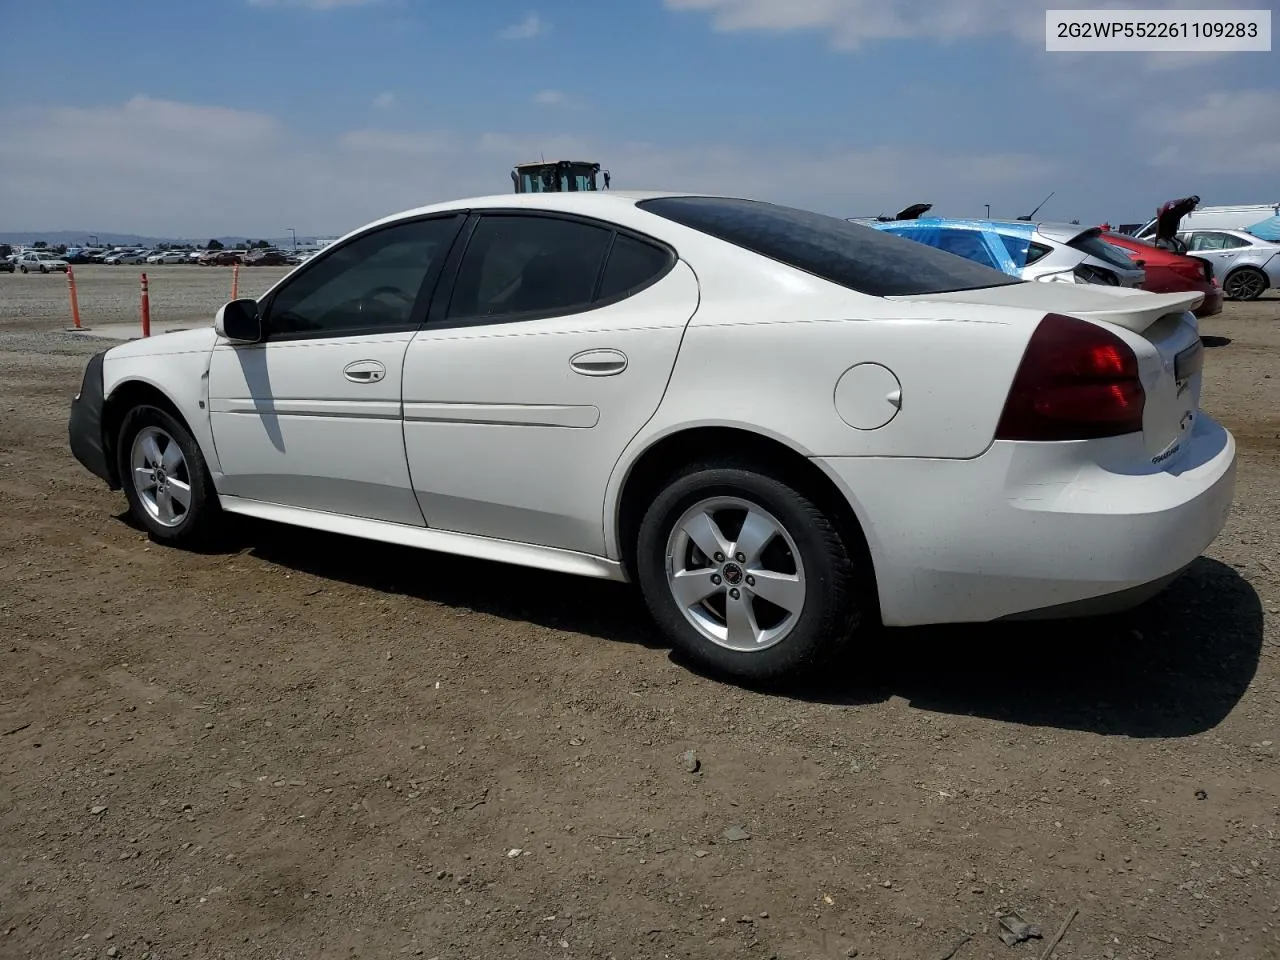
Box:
[16,251,69,273]
[869,218,1147,288]
[146,251,189,264]
[242,249,290,267]
[198,250,242,266]
[104,250,148,265]
[1099,229,1222,317]
[0,257,14,274]
[1175,229,1279,302]
[67,191,1236,683]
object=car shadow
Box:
[222,516,668,650]
[131,511,1263,739]
[783,556,1263,738]
[1201,335,1232,348]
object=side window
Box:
[1024,242,1053,265]
[999,233,1031,268]
[265,215,460,338]
[597,233,672,300]
[1187,232,1228,251]
[447,215,612,320]
[933,229,1000,271]
[1218,233,1251,249]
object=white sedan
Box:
[68,191,1236,683]
[16,251,69,273]
[146,251,189,264]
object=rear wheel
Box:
[635,461,864,683]
[1222,266,1267,301]
[117,405,220,547]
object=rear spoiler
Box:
[1065,290,1204,333]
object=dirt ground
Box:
[1,267,1277,960]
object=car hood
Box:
[105,325,217,360]
[901,282,1203,334]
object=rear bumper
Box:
[817,415,1237,626]
[68,352,117,488]
[1194,287,1223,318]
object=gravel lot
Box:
[1,267,1277,960]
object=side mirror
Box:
[214,298,263,343]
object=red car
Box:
[1098,227,1222,318]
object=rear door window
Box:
[932,228,1001,271]
[447,215,613,320]
[999,233,1032,268]
[597,233,673,300]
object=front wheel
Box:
[1223,266,1267,301]
[20,266,28,274]
[117,405,220,547]
[635,461,865,683]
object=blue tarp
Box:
[871,219,1036,277]
[1245,216,1280,242]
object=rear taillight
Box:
[1171,257,1212,284]
[995,313,1146,441]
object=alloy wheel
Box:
[1224,269,1266,300]
[664,496,806,652]
[129,426,193,528]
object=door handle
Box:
[570,348,628,377]
[344,360,386,383]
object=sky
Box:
[0,0,1275,239]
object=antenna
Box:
[1017,190,1055,222]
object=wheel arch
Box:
[610,423,882,620]
[1222,262,1270,297]
[101,379,199,487]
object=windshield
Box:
[637,196,1022,297]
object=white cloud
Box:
[0,96,1075,237]
[532,89,568,106]
[499,12,547,40]
[1146,90,1280,175]
[372,90,395,110]
[665,0,1256,68]
[664,0,1045,48]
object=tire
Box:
[20,266,28,274]
[117,404,220,547]
[39,266,48,274]
[635,459,864,684]
[1222,266,1268,301]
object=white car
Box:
[67,191,1236,683]
[16,251,69,273]
[104,250,148,265]
[146,251,189,264]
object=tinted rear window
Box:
[637,196,1021,297]
[1070,232,1140,270]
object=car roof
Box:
[331,190,718,247]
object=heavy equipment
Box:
[511,159,611,193]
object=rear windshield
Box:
[636,196,1022,297]
[1070,232,1140,270]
